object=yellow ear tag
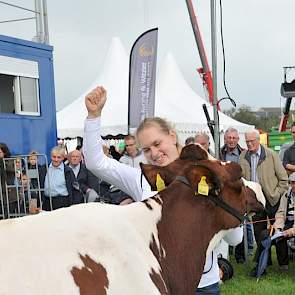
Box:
[197,176,209,196]
[156,173,166,192]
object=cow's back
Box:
[0,202,165,295]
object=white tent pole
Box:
[211,0,220,158]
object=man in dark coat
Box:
[67,150,100,202]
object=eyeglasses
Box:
[245,139,258,144]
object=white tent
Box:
[57,37,129,138]
[57,38,253,146]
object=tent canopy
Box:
[57,37,129,138]
[57,37,253,145]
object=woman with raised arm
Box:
[83,86,242,295]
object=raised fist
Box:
[85,86,107,118]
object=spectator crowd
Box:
[0,132,147,217]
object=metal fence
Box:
[0,153,133,219]
[0,153,48,219]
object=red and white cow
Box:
[0,144,264,295]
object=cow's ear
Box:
[140,163,170,191]
[179,144,208,161]
[186,165,221,196]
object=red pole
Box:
[185,0,219,110]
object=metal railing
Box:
[0,153,48,219]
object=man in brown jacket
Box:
[254,172,295,274]
[273,172,295,238]
[239,129,288,275]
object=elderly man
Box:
[119,135,147,168]
[239,129,288,275]
[67,149,101,202]
[194,131,215,156]
[39,146,81,210]
[220,127,244,162]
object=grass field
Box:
[221,249,295,295]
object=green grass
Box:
[221,249,295,295]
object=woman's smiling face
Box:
[137,125,179,167]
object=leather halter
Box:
[175,175,248,224]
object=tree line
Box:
[224,105,295,132]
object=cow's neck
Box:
[151,183,226,295]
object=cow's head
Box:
[141,144,264,221]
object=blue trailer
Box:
[0,34,57,158]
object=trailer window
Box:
[0,56,40,116]
[0,74,15,113]
[0,74,40,116]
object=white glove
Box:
[86,189,99,202]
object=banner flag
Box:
[128,28,158,133]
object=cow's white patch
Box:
[207,153,216,161]
[206,227,243,265]
[0,202,164,295]
[242,178,266,207]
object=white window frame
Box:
[14,76,40,116]
[0,55,40,116]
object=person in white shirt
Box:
[83,86,242,294]
[119,134,147,168]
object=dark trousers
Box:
[196,282,220,295]
[253,199,289,266]
[42,196,70,211]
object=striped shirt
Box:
[250,146,261,182]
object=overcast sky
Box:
[1,0,295,111]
